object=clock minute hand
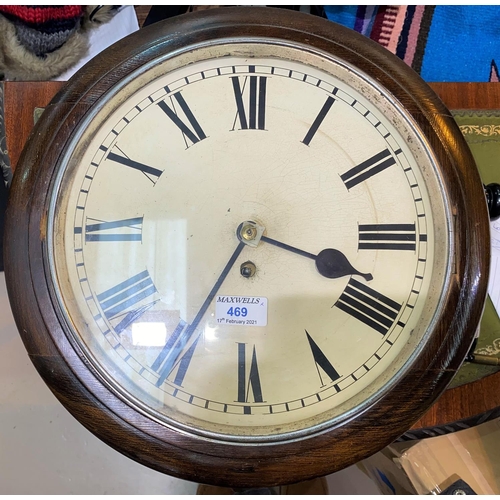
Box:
[155,241,246,386]
[260,235,373,282]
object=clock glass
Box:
[49,41,450,441]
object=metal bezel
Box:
[45,36,453,445]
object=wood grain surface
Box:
[1,8,495,484]
[4,81,64,171]
[134,5,151,28]
[430,82,500,109]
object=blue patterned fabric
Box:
[323,5,500,82]
[420,6,500,82]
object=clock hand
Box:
[155,241,246,386]
[236,222,372,281]
[315,247,373,281]
[260,235,373,282]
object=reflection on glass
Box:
[132,322,167,346]
[203,324,218,342]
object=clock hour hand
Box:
[315,247,373,281]
[260,235,373,281]
[236,222,371,281]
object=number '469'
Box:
[227,307,248,317]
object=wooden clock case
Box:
[4,7,489,487]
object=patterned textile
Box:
[324,5,500,82]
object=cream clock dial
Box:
[51,43,448,439]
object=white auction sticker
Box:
[215,296,268,326]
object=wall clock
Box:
[4,7,490,487]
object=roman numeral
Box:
[96,270,157,334]
[107,150,163,184]
[237,343,263,412]
[341,149,396,189]
[170,334,200,386]
[305,331,341,386]
[154,327,201,387]
[302,96,335,146]
[152,320,201,387]
[85,217,143,242]
[358,223,416,251]
[335,278,402,335]
[158,92,206,146]
[231,70,267,130]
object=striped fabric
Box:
[323,5,500,83]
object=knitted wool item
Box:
[14,21,81,57]
[0,6,84,57]
[0,5,84,24]
[0,5,119,81]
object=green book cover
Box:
[449,111,500,388]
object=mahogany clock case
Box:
[4,7,489,487]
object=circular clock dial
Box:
[50,42,450,441]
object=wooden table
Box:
[4,81,500,434]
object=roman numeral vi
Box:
[237,343,264,413]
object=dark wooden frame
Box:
[4,8,490,487]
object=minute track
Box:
[77,60,428,413]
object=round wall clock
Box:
[4,7,490,487]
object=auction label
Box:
[215,296,268,326]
